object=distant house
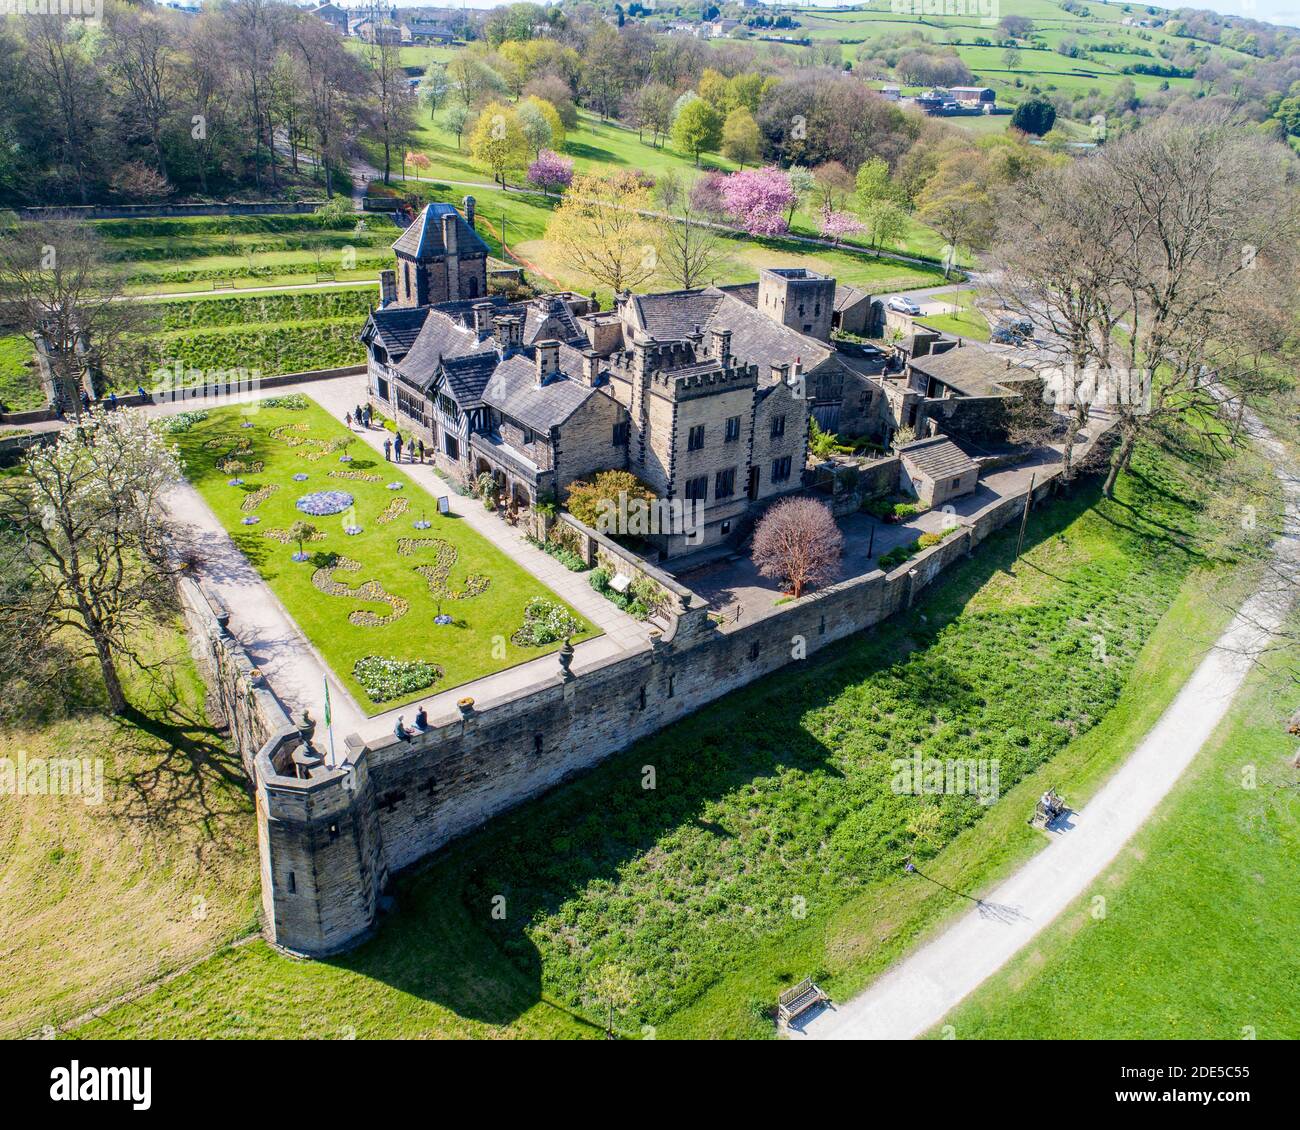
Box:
[406,19,455,44]
[898,436,979,506]
[880,85,901,102]
[310,2,349,35]
[949,86,996,108]
[354,16,404,45]
[707,18,742,37]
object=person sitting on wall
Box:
[414,704,428,730]
[394,716,411,741]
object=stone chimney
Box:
[771,360,791,385]
[535,339,561,385]
[710,327,732,368]
[792,356,802,378]
[495,314,523,356]
[472,301,495,339]
[378,269,396,308]
[462,194,476,229]
[441,210,460,302]
[581,349,600,387]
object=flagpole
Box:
[324,676,336,768]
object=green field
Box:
[917,288,991,341]
[935,635,1300,1039]
[71,434,1271,1038]
[172,400,595,713]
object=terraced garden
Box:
[170,398,595,713]
[73,434,1273,1038]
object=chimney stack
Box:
[495,314,523,356]
[441,210,460,302]
[771,361,791,385]
[462,194,476,229]
[472,301,495,339]
[581,349,600,387]
[535,339,561,385]
[711,327,732,368]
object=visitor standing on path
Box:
[345,412,352,430]
[383,437,392,461]
[395,433,404,461]
[417,438,425,462]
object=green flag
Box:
[323,677,332,728]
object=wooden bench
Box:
[315,272,336,283]
[211,279,234,291]
[777,977,828,1025]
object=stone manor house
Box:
[361,199,1030,558]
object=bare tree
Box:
[1098,116,1300,496]
[0,410,182,715]
[751,497,843,598]
[656,179,732,291]
[104,5,181,183]
[0,218,149,417]
[365,37,417,186]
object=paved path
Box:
[794,402,1299,1040]
[160,375,649,750]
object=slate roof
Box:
[899,436,978,482]
[391,203,489,260]
[395,309,492,394]
[908,346,1034,398]
[482,351,597,434]
[834,283,871,312]
[627,290,723,341]
[363,305,429,359]
[705,290,835,375]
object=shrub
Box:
[263,393,309,410]
[566,470,657,531]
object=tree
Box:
[566,469,657,528]
[855,156,899,210]
[585,963,637,1039]
[448,53,504,110]
[469,102,529,188]
[786,164,816,225]
[863,199,908,252]
[659,188,732,290]
[672,98,723,166]
[547,171,660,294]
[916,151,997,277]
[527,149,574,196]
[289,521,319,560]
[1011,98,1056,137]
[1002,46,1022,70]
[751,497,843,599]
[0,218,148,417]
[819,206,866,248]
[422,61,450,120]
[519,94,564,155]
[365,37,417,185]
[516,98,554,158]
[721,107,761,167]
[0,410,182,715]
[720,167,796,237]
[443,104,472,151]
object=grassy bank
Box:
[932,632,1299,1040]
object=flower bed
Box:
[295,490,353,516]
[352,655,443,703]
[511,597,582,647]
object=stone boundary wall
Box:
[254,452,1070,955]
[17,202,328,220]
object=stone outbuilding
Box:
[898,435,979,506]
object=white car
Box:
[887,295,922,316]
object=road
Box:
[794,397,1299,1040]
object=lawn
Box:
[932,635,1300,1040]
[0,619,260,1038]
[171,399,595,713]
[0,333,39,412]
[71,433,1272,1038]
[917,288,991,342]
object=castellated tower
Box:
[756,267,835,342]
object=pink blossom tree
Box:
[527,150,575,197]
[751,497,843,598]
[818,205,867,248]
[720,167,797,237]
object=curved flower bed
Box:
[353,655,442,703]
[511,597,582,647]
[295,490,353,516]
[398,537,490,601]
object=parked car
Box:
[991,317,1033,345]
[887,295,921,315]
